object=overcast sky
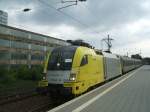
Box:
[0,0,150,57]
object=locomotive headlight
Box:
[43,76,46,80]
[42,72,47,80]
[70,72,76,81]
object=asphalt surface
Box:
[48,65,150,112]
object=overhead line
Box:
[37,0,107,44]
[38,0,89,28]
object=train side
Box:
[120,56,142,73]
[102,52,122,80]
[38,46,142,95]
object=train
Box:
[38,40,142,96]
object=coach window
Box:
[80,55,88,66]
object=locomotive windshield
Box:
[48,46,77,70]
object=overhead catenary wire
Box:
[19,0,77,39]
[5,0,107,40]
[38,0,89,28]
[37,0,108,48]
[37,0,106,38]
[37,0,93,40]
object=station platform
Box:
[48,65,150,112]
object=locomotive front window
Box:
[48,46,77,70]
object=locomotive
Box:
[38,40,142,95]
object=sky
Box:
[0,0,150,57]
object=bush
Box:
[16,65,43,81]
[0,65,43,83]
[16,65,30,80]
[0,68,16,84]
[30,67,43,81]
[0,69,7,78]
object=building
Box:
[0,10,8,25]
[0,24,69,68]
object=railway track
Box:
[28,94,72,112]
[0,90,38,105]
[28,102,51,112]
[0,90,73,112]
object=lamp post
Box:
[23,8,31,12]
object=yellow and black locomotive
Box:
[38,40,142,95]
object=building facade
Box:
[0,10,8,25]
[0,24,69,68]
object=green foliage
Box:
[30,66,43,81]
[0,68,16,84]
[16,65,43,81]
[0,65,43,84]
[16,65,30,80]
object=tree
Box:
[131,54,142,59]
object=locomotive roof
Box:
[53,45,78,52]
[102,52,119,59]
[121,56,141,61]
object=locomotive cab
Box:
[45,46,77,95]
